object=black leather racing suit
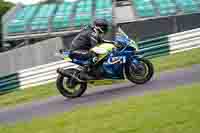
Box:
[69,26,102,61]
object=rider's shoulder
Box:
[84,26,97,37]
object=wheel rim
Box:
[129,61,149,80]
[62,77,81,94]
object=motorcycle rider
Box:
[69,18,110,80]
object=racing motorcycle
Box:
[56,27,154,98]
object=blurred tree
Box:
[0,0,14,51]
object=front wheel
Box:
[56,71,87,98]
[125,58,154,84]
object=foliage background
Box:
[0,0,14,51]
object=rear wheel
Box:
[125,58,154,84]
[56,69,87,98]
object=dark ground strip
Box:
[0,64,200,124]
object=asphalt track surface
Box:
[0,65,200,124]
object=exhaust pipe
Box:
[57,68,70,77]
[57,68,86,83]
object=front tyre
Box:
[56,74,87,98]
[125,58,154,84]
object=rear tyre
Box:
[125,58,154,84]
[56,70,87,98]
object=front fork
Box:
[128,55,141,66]
[128,55,144,73]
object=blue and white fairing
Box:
[102,28,139,79]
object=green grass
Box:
[152,48,200,72]
[0,48,200,108]
[1,83,200,133]
[0,83,58,108]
